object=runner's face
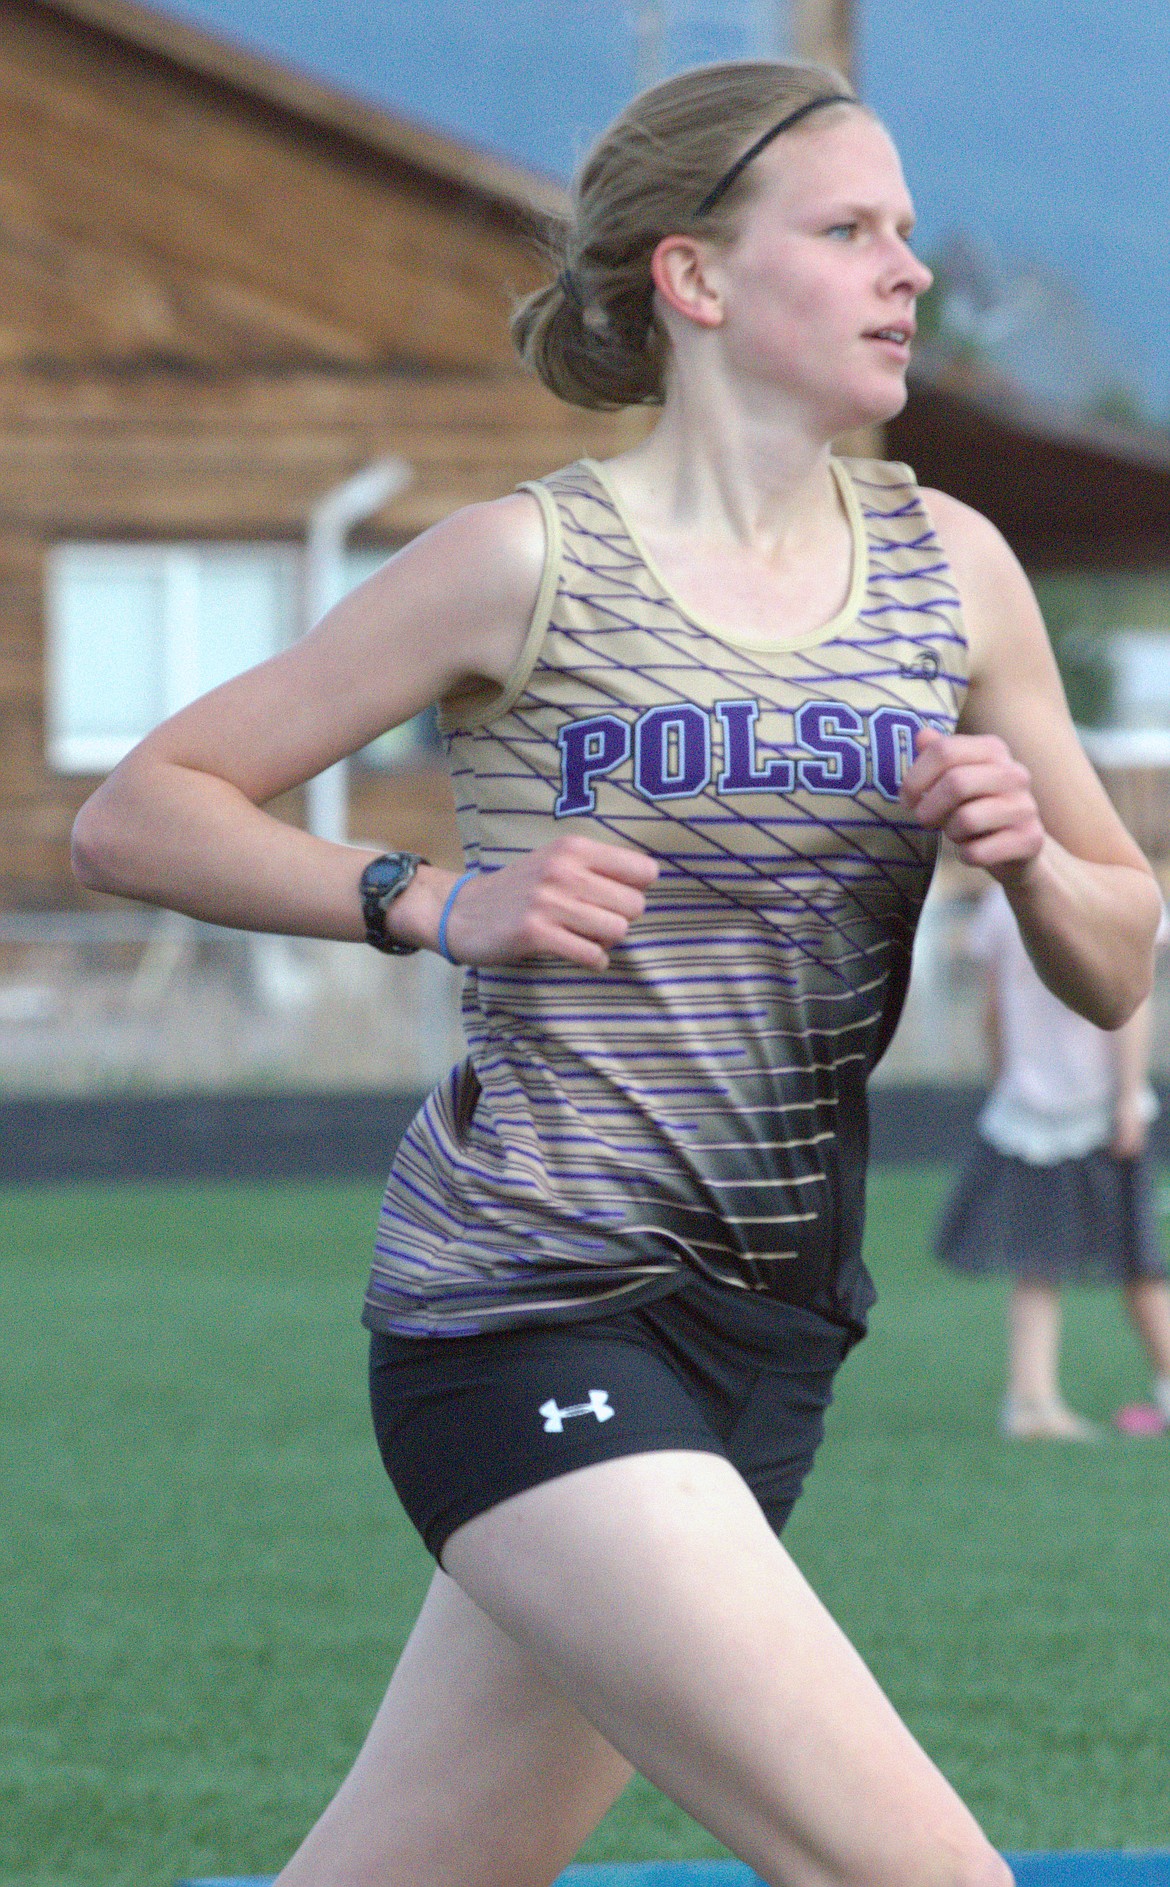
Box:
[712,111,932,432]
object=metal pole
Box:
[631,2,663,87]
[756,0,789,56]
[791,0,854,77]
[302,458,412,844]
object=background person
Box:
[937,883,1170,1440]
[71,61,1160,1887]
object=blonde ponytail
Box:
[511,60,859,410]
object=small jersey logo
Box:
[539,1390,615,1433]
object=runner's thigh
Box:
[443,1450,1011,1887]
[274,1567,633,1887]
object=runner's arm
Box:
[72,495,656,967]
[902,493,1159,1028]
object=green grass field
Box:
[3,1169,1168,1887]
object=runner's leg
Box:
[444,1449,1012,1887]
[274,1566,633,1887]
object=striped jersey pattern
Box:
[364,457,969,1338]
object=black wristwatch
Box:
[359,852,427,955]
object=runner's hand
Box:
[440,835,658,970]
[900,727,1045,877]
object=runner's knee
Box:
[840,1825,1014,1887]
[936,1832,1014,1887]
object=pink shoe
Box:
[1114,1403,1168,1436]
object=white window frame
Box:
[46,542,302,774]
[45,541,438,776]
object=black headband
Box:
[694,93,856,218]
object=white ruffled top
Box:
[971,884,1163,1167]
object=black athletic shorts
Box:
[369,1270,859,1560]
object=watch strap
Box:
[360,853,426,955]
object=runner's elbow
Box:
[71,779,141,895]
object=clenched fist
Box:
[901,728,1045,877]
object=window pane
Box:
[47,540,436,777]
[344,548,392,590]
[196,550,298,694]
[48,550,167,770]
[1112,631,1170,729]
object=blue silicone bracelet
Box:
[437,871,476,964]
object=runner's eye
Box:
[825,222,858,241]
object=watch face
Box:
[363,854,412,904]
[359,853,423,955]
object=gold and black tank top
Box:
[363,457,969,1338]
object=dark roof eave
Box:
[907,353,1170,477]
[891,357,1170,571]
[29,0,570,226]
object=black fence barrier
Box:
[2,1087,1168,1184]
[0,1090,425,1185]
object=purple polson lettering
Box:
[795,700,867,795]
[715,699,796,793]
[555,715,632,816]
[869,707,925,801]
[634,704,711,800]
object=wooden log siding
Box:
[0,369,633,538]
[0,0,555,372]
[0,531,78,904]
[13,0,1163,916]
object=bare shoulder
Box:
[379,489,547,647]
[917,487,1029,599]
[917,485,1046,675]
[409,489,547,580]
[293,486,549,713]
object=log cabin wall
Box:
[0,0,634,907]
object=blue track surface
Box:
[181,1858,1170,1886]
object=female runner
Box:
[73,60,1159,1887]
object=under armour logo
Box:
[899,651,941,682]
[539,1390,615,1434]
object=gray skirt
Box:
[935,1139,1167,1285]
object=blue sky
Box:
[161,0,1170,416]
[862,0,1170,415]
